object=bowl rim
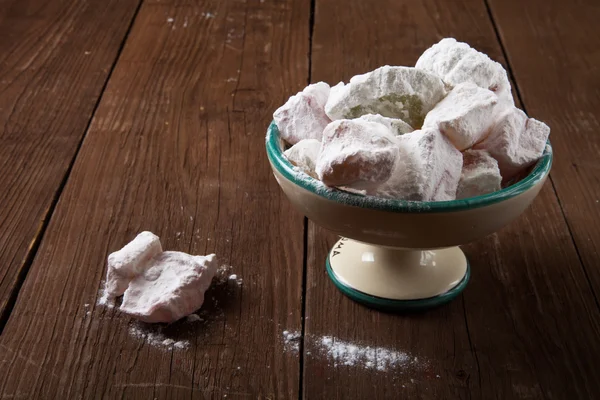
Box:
[266,121,553,214]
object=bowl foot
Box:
[326,238,470,311]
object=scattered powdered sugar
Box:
[214,265,233,284]
[282,330,301,352]
[228,274,237,280]
[316,335,420,372]
[97,284,114,308]
[129,323,190,350]
[280,333,427,373]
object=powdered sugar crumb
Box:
[227,274,243,285]
[282,330,301,352]
[186,314,202,322]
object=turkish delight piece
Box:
[316,119,399,189]
[284,138,321,177]
[273,82,331,144]
[324,66,446,128]
[423,82,498,151]
[358,114,414,135]
[416,38,514,106]
[120,252,218,323]
[375,127,462,201]
[105,231,163,298]
[456,149,502,199]
[473,107,550,179]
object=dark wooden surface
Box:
[0,0,599,399]
[0,0,141,322]
[0,0,309,398]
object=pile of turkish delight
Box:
[272,38,550,201]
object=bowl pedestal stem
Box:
[326,237,470,311]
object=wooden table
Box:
[1,0,599,398]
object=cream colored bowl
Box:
[266,122,552,310]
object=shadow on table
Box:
[128,268,242,346]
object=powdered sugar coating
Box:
[416,38,513,106]
[423,82,498,151]
[304,81,330,106]
[105,231,163,298]
[456,149,502,199]
[375,128,463,201]
[284,139,321,177]
[329,81,345,100]
[120,252,217,323]
[273,82,331,144]
[316,119,399,189]
[474,107,550,179]
[358,114,414,135]
[324,66,446,128]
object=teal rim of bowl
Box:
[325,255,471,311]
[266,120,553,213]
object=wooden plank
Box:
[487,0,600,302]
[0,0,309,398]
[0,0,141,320]
[304,0,600,398]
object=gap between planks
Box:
[482,0,600,312]
[298,1,317,398]
[0,0,145,336]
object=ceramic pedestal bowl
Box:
[266,122,553,311]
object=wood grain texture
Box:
[0,0,309,398]
[0,0,141,320]
[304,0,600,399]
[487,0,600,304]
